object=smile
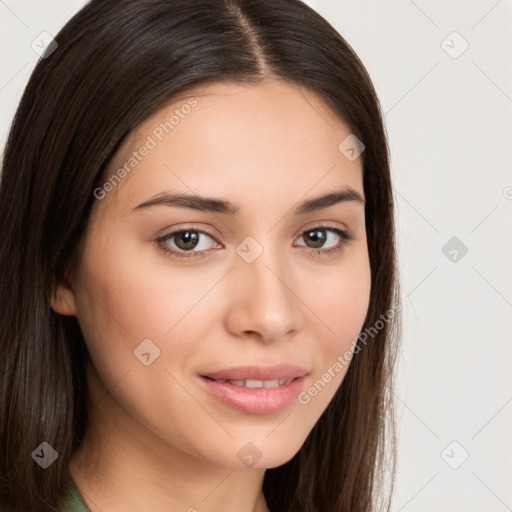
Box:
[208,378,294,388]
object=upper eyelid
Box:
[160,221,346,234]
[158,219,349,237]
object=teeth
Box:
[214,378,292,388]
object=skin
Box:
[51,79,371,512]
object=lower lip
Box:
[198,375,307,414]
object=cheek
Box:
[71,239,219,396]
[70,250,169,385]
[331,274,371,344]
[303,257,370,412]
[294,255,370,419]
[71,252,204,430]
[310,250,371,349]
[75,244,204,340]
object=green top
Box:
[60,478,90,512]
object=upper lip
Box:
[201,364,309,381]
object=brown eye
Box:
[156,225,353,261]
[156,228,218,259]
[295,227,353,256]
[173,230,201,251]
[303,228,328,249]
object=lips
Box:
[198,373,308,414]
[200,363,309,381]
[198,364,309,414]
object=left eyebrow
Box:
[132,187,365,215]
[294,188,365,214]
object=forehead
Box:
[99,79,364,215]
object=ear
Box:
[50,272,77,316]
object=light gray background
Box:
[1,1,511,511]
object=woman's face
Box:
[54,79,371,470]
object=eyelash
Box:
[155,224,354,260]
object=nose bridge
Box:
[230,233,298,338]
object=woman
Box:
[0,1,401,511]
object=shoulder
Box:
[59,478,91,512]
[0,480,90,512]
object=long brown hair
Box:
[0,1,400,510]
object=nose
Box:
[224,243,301,343]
